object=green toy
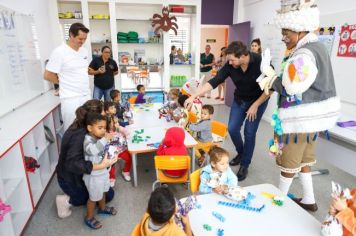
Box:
[203,224,212,231]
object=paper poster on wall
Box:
[337,23,356,57]
[317,26,336,56]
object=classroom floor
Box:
[23,104,356,236]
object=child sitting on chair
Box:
[159,88,179,121]
[138,187,193,236]
[135,84,146,104]
[105,114,132,184]
[157,127,188,178]
[199,146,238,194]
[329,188,356,236]
[173,94,202,125]
[83,113,117,229]
[110,89,131,127]
[183,104,214,166]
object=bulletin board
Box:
[319,9,356,105]
[0,5,44,118]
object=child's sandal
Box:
[98,206,117,215]
[84,217,102,230]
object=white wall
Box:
[0,0,62,91]
[234,0,356,122]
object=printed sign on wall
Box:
[337,24,356,57]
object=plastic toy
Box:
[203,224,212,231]
[0,199,11,222]
[261,192,284,206]
[217,200,265,213]
[212,211,225,222]
[147,142,160,148]
[217,229,225,236]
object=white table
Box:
[127,126,197,187]
[188,184,321,236]
[128,103,176,129]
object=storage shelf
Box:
[117,42,163,45]
[170,63,195,66]
[3,178,23,202]
[58,18,82,21]
[31,188,43,205]
[11,211,32,236]
[55,124,64,135]
[89,18,109,21]
[36,141,51,160]
[116,18,151,21]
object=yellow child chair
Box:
[152,155,191,191]
[131,224,141,236]
[129,96,137,104]
[194,120,228,166]
[190,169,201,193]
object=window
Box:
[169,16,190,53]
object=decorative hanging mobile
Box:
[151,6,178,35]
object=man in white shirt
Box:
[44,23,91,131]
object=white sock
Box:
[299,172,316,204]
[278,174,293,195]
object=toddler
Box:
[159,88,179,121]
[157,127,188,178]
[135,84,146,104]
[199,146,238,194]
[185,104,214,166]
[329,188,356,236]
[137,187,193,236]
[105,114,132,183]
[83,113,117,229]
[110,89,130,127]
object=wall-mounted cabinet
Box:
[53,0,202,92]
[0,92,61,236]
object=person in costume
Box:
[257,0,340,212]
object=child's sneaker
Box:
[110,178,116,187]
[122,172,131,182]
[56,194,72,218]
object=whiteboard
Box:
[261,23,285,74]
[320,9,356,105]
[0,5,44,118]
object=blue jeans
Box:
[57,176,114,206]
[228,99,268,168]
[93,86,113,101]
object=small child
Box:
[83,113,117,229]
[199,146,238,194]
[159,88,179,121]
[173,94,202,124]
[138,187,193,236]
[105,114,132,183]
[110,89,130,127]
[135,84,146,104]
[186,104,214,166]
[329,188,356,236]
[157,127,188,178]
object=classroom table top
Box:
[127,103,176,129]
[187,183,321,236]
[127,126,197,154]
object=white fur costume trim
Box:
[279,96,341,134]
[274,6,320,32]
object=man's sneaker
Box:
[122,172,131,182]
[56,194,72,218]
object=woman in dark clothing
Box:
[55,99,118,218]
